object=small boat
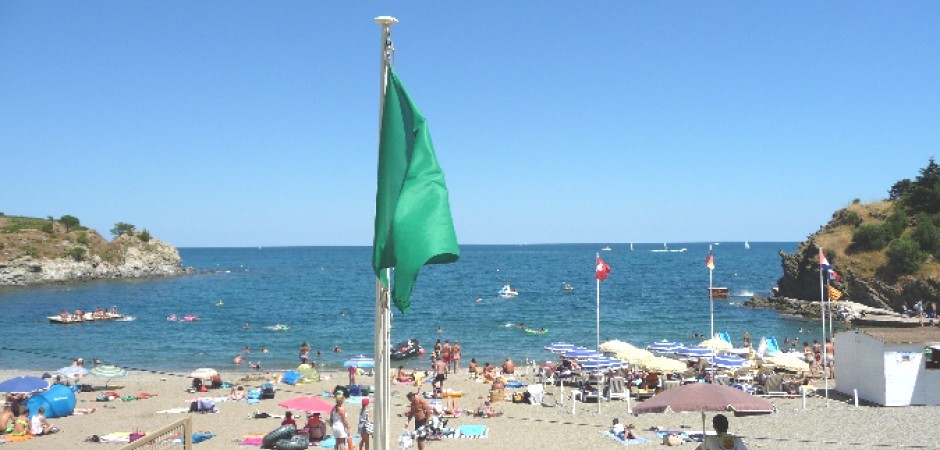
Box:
[744,241,750,250]
[391,339,422,360]
[651,243,688,253]
[265,324,289,331]
[498,283,518,298]
[630,243,634,251]
[48,311,126,324]
[524,328,549,335]
[563,282,573,291]
[708,287,730,299]
[601,246,612,251]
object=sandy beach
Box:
[3,364,937,450]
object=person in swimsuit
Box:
[405,392,432,450]
[442,341,452,373]
[10,408,29,437]
[299,342,311,364]
[451,341,461,373]
[0,405,13,435]
[330,386,350,450]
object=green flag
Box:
[373,68,459,314]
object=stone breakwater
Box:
[745,295,902,322]
[0,236,191,286]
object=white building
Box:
[835,327,940,406]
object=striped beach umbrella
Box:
[647,340,683,353]
[561,347,600,361]
[90,365,127,380]
[675,346,715,358]
[709,354,749,369]
[343,355,375,369]
[544,342,577,354]
[188,368,219,379]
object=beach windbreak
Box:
[373,68,459,314]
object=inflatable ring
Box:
[274,436,309,450]
[261,425,296,448]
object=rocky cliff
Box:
[747,201,940,316]
[0,220,190,286]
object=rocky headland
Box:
[0,215,192,286]
[746,199,940,322]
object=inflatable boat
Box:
[391,339,422,360]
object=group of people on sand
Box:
[289,385,371,450]
[1,401,58,439]
[431,339,461,373]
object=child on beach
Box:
[358,398,371,450]
[30,407,57,435]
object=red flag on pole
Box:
[596,256,611,282]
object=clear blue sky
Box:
[2,2,938,247]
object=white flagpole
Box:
[708,246,714,340]
[596,253,601,352]
[818,248,829,403]
[373,15,397,450]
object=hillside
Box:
[0,215,189,286]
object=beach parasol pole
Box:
[596,253,601,352]
[373,15,398,450]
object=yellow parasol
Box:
[615,348,654,363]
[764,354,809,372]
[698,337,734,351]
[637,356,688,373]
[600,340,638,353]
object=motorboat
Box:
[651,243,687,253]
[601,246,612,251]
[266,324,289,331]
[48,311,126,324]
[498,283,518,298]
[391,339,422,360]
[524,328,549,335]
[563,282,573,291]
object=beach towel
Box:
[98,432,132,443]
[457,424,488,439]
[241,434,265,446]
[0,434,35,443]
[600,431,650,445]
[157,407,191,414]
[317,435,360,447]
[504,381,526,388]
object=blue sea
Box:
[0,242,817,372]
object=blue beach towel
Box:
[600,431,649,445]
[318,436,360,447]
[504,381,525,388]
[458,424,488,439]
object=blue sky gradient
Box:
[2,2,938,247]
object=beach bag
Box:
[346,437,355,450]
[261,382,276,399]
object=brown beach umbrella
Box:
[633,382,773,415]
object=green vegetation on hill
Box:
[0,213,153,263]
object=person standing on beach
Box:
[299,342,310,364]
[358,398,371,450]
[330,386,350,450]
[696,414,747,450]
[405,392,431,450]
[451,341,461,373]
[434,357,447,391]
[442,341,452,373]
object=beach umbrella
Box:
[0,376,50,394]
[562,347,600,361]
[699,338,734,351]
[599,340,636,353]
[343,355,375,369]
[544,342,577,354]
[637,356,688,373]
[57,366,89,378]
[633,382,773,415]
[188,368,219,379]
[676,346,715,358]
[615,347,654,362]
[710,355,749,369]
[580,357,616,372]
[647,340,683,353]
[89,365,127,386]
[278,396,334,414]
[764,354,809,372]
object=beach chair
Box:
[606,376,628,401]
[573,373,602,402]
[526,383,544,405]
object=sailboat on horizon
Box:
[744,241,750,249]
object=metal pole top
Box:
[374,16,398,26]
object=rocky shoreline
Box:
[0,236,192,287]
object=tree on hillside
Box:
[59,215,80,233]
[890,158,940,213]
[111,222,136,237]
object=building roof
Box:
[855,327,940,344]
